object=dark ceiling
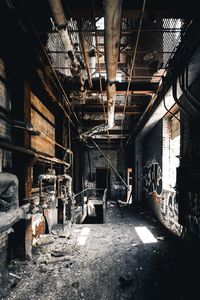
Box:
[6,0,198,147]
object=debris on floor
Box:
[1,204,200,300]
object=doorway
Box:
[96,168,109,196]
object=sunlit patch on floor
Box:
[135,226,158,243]
[77,227,91,246]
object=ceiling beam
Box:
[64,8,197,19]
[85,79,159,92]
[73,104,145,113]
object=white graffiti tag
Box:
[143,158,162,196]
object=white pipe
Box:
[48,0,67,28]
[48,0,74,55]
[105,0,122,128]
[48,0,84,86]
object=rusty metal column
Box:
[105,0,122,128]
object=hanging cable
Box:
[120,0,146,148]
[163,95,180,122]
[91,139,129,189]
[172,68,193,120]
[179,72,199,118]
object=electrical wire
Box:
[179,72,199,118]
[163,95,180,122]
[120,0,146,148]
[172,68,192,120]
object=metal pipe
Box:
[78,30,93,88]
[74,188,90,198]
[48,0,84,89]
[38,174,57,204]
[91,139,129,189]
[104,0,122,128]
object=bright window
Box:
[163,111,180,189]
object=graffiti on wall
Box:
[188,192,200,237]
[143,158,162,196]
[143,158,182,235]
[160,190,182,235]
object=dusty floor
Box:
[0,201,200,300]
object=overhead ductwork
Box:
[104,0,122,128]
[48,0,84,90]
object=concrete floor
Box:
[1,201,200,300]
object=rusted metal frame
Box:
[121,51,175,54]
[0,140,36,157]
[37,155,70,166]
[119,67,163,80]
[91,139,129,190]
[120,0,146,146]
[0,140,69,169]
[80,112,141,116]
[86,80,158,92]
[74,104,144,112]
[98,63,160,70]
[56,8,195,19]
[69,28,182,33]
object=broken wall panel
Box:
[31,92,55,156]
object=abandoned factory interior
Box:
[1,0,200,299]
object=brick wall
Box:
[142,121,162,213]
